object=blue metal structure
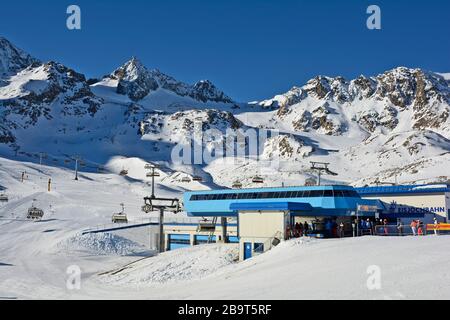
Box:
[356,184,450,196]
[184,185,383,217]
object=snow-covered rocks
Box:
[59,232,147,256]
[262,134,313,160]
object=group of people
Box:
[288,217,441,239]
[292,221,309,237]
[407,219,424,236]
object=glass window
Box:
[335,190,344,197]
[303,190,311,197]
[279,191,288,198]
[323,190,333,197]
[310,190,324,197]
[254,243,264,253]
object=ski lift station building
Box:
[176,185,383,260]
[356,184,450,222]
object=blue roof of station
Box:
[229,202,313,212]
[356,184,450,196]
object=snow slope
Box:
[1,157,450,300]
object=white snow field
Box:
[1,156,450,300]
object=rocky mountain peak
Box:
[0,37,39,77]
[109,57,234,104]
[191,79,233,103]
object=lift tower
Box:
[310,161,338,186]
[143,163,180,252]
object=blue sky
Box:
[1,0,449,101]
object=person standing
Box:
[383,219,388,235]
[417,220,424,236]
[397,219,403,236]
[433,217,439,236]
[339,222,345,238]
[366,219,372,235]
[303,221,309,236]
[410,220,417,236]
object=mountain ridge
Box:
[0,36,449,187]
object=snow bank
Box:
[58,232,146,256]
[100,243,239,286]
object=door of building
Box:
[243,242,252,260]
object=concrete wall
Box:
[238,210,288,261]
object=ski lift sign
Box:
[357,205,379,213]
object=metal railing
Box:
[80,216,205,235]
[374,224,423,236]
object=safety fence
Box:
[80,216,234,235]
[374,224,450,236]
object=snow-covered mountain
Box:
[102,57,236,105]
[0,36,448,186]
[0,37,39,77]
[257,68,449,136]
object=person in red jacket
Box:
[417,220,424,236]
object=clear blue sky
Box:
[1,0,449,101]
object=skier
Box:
[410,220,417,236]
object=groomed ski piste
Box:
[1,156,450,300]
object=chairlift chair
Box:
[0,193,8,202]
[147,171,160,177]
[232,180,242,189]
[252,176,264,184]
[111,203,128,223]
[181,176,192,183]
[197,218,216,232]
[27,200,44,220]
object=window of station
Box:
[189,189,360,201]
